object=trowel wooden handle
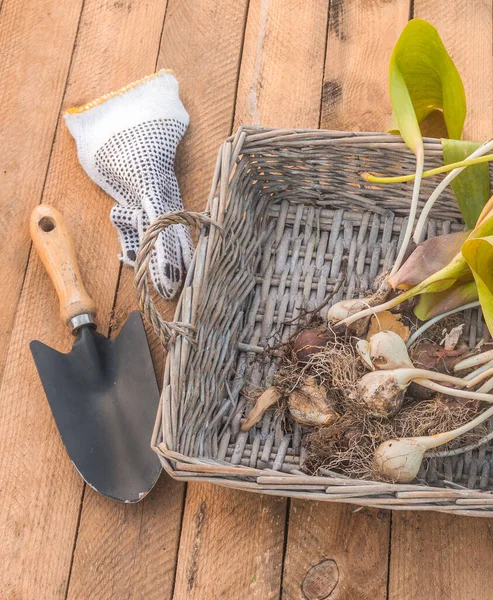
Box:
[30,205,97,330]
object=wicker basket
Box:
[139,126,493,517]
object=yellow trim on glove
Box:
[66,69,175,115]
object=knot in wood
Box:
[301,558,339,600]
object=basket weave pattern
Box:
[145,127,493,516]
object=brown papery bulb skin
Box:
[241,386,281,431]
[356,371,405,418]
[292,325,332,363]
[288,378,339,427]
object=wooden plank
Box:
[234,0,328,128]
[174,484,286,599]
[150,0,250,324]
[172,1,330,598]
[389,512,493,599]
[69,1,255,597]
[66,476,185,600]
[283,503,390,600]
[389,3,493,599]
[281,1,410,598]
[0,0,83,385]
[320,0,410,131]
[0,0,171,597]
[68,0,253,596]
[68,263,185,600]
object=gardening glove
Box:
[64,69,193,299]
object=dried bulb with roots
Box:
[288,377,339,427]
[373,437,429,483]
[356,367,493,419]
[292,325,333,363]
[355,370,407,418]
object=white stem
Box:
[406,301,480,348]
[466,367,493,388]
[338,296,401,328]
[454,349,493,372]
[413,139,493,245]
[390,155,424,276]
[415,377,493,405]
[478,376,493,394]
[396,368,469,388]
[464,359,493,381]
[429,427,493,457]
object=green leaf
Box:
[389,19,466,149]
[414,281,478,321]
[442,139,490,228]
[391,251,472,308]
[462,236,493,336]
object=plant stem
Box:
[337,295,403,328]
[466,367,493,388]
[464,360,493,381]
[406,301,480,347]
[413,140,493,244]
[415,378,493,404]
[390,154,424,276]
[399,368,470,388]
[429,427,493,457]
[478,375,493,394]
[363,153,493,184]
[413,139,493,244]
[455,348,493,372]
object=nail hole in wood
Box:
[38,216,55,232]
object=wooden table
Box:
[2,1,493,598]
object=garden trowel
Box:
[30,204,161,503]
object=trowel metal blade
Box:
[30,311,161,503]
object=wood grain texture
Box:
[0,0,169,597]
[156,2,289,598]
[0,260,84,599]
[389,4,493,599]
[173,2,330,598]
[67,476,185,600]
[67,247,184,600]
[234,0,329,128]
[389,512,493,599]
[174,485,286,600]
[157,0,250,326]
[321,0,411,131]
[4,2,493,599]
[30,204,97,325]
[0,0,83,384]
[283,503,390,600]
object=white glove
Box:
[65,70,193,299]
